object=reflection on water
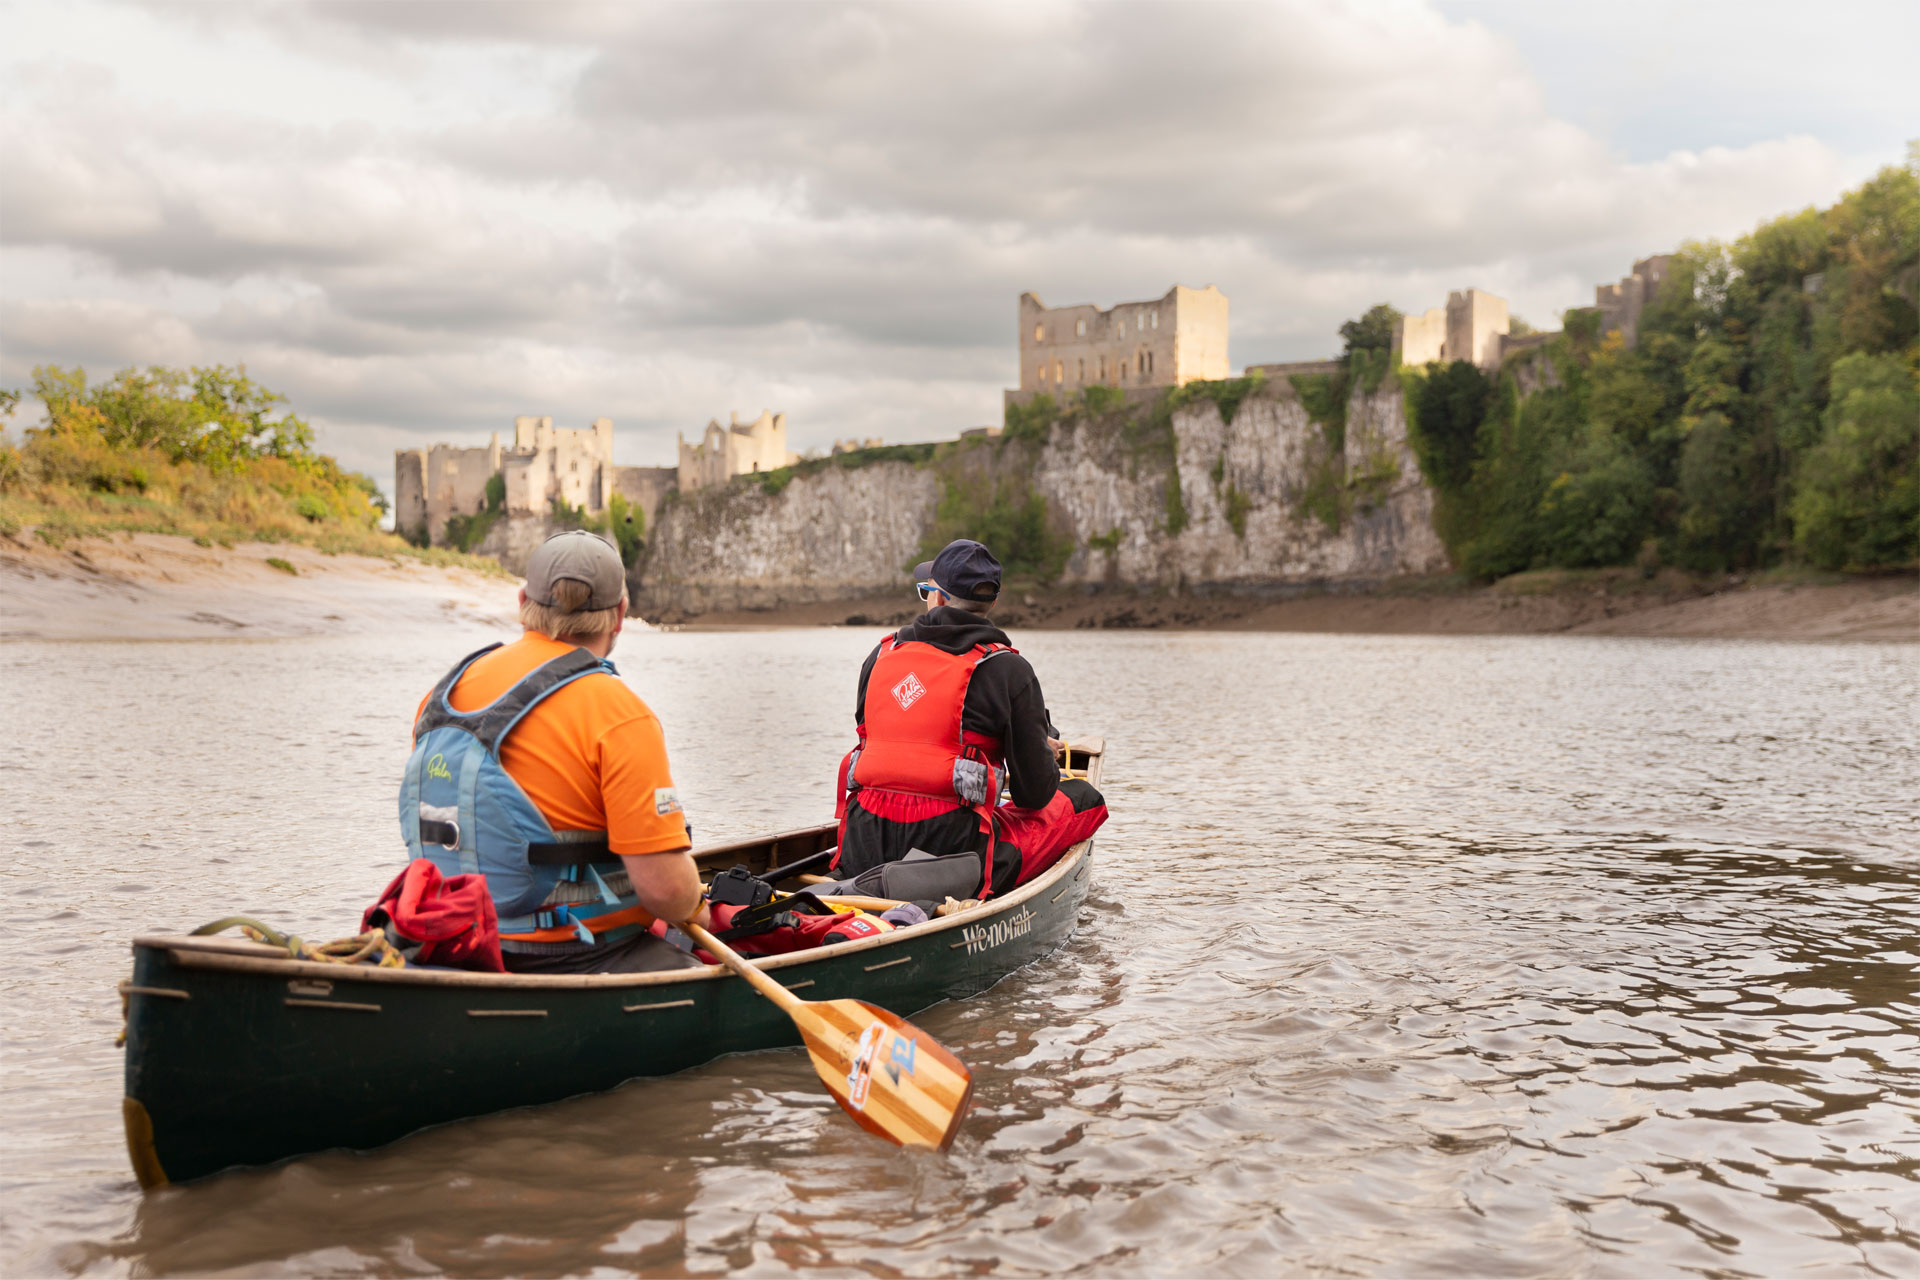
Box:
[2,628,1916,1276]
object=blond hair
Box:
[520,577,626,641]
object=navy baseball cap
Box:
[913,539,1002,603]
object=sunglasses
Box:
[915,582,937,601]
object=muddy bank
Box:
[0,531,521,641]
[660,572,1918,642]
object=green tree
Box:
[608,491,645,567]
[1534,431,1656,567]
[1339,304,1403,355]
[1403,161,1918,578]
[1408,359,1490,493]
[1789,352,1920,568]
[33,363,318,470]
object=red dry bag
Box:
[363,859,506,972]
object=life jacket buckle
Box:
[418,803,461,850]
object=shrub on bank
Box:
[0,364,492,571]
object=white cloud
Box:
[1,0,1900,496]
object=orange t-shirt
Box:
[414,632,689,857]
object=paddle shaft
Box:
[762,848,835,883]
[684,921,804,1015]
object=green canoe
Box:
[119,741,1105,1187]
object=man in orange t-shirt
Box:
[411,530,709,973]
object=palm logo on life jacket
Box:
[844,636,1013,840]
[399,643,650,953]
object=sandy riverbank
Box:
[0,531,521,641]
[5,533,1911,642]
[665,571,1918,642]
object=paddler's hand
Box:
[688,900,714,932]
[1047,736,1065,761]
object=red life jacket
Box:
[843,635,1012,843]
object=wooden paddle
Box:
[683,920,974,1149]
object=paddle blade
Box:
[793,999,974,1150]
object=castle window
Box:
[1077,358,1085,382]
[1075,318,1086,337]
[1099,356,1107,379]
[1054,359,1064,383]
[1034,323,1044,342]
[1151,312,1158,330]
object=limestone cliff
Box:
[632,378,1448,617]
[476,512,561,576]
[632,462,940,613]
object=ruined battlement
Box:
[1588,255,1673,349]
[1393,288,1510,371]
[1015,285,1228,402]
[677,410,798,493]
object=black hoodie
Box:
[853,605,1060,810]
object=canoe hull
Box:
[122,833,1097,1186]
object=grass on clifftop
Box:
[0,364,501,572]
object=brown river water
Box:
[2,625,1917,1277]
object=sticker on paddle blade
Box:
[846,1021,885,1110]
[886,1031,917,1085]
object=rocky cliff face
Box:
[1037,377,1445,588]
[632,378,1448,617]
[632,463,941,614]
[477,512,561,576]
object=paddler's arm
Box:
[601,709,711,929]
[999,660,1060,810]
[620,850,712,930]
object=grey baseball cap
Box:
[524,530,625,611]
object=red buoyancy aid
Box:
[846,636,1012,837]
[647,903,891,962]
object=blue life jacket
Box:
[399,643,646,952]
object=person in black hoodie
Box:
[833,539,1108,897]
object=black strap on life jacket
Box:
[525,839,614,866]
[713,891,837,941]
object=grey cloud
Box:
[5,0,1882,500]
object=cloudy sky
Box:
[2,0,1911,492]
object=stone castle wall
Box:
[612,465,677,533]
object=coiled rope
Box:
[189,916,405,968]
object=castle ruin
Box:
[677,411,798,493]
[394,416,674,549]
[1013,285,1229,402]
[1392,288,1512,370]
[1592,255,1674,349]
[1252,253,1678,384]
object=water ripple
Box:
[1,630,1915,1276]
